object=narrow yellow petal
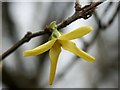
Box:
[23,39,56,56]
[59,40,95,62]
[59,26,93,40]
[49,41,61,85]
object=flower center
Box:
[48,21,61,40]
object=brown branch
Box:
[0,1,105,61]
[57,2,103,29]
[1,31,48,60]
[49,2,119,85]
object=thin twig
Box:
[52,2,119,85]
[1,1,105,61]
[57,2,103,29]
[83,2,120,51]
[1,31,47,60]
[102,2,113,16]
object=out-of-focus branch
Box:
[0,1,105,61]
[102,2,113,16]
[102,2,120,29]
[52,2,119,85]
[83,2,120,51]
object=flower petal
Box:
[59,40,95,62]
[23,39,56,56]
[59,26,93,40]
[49,41,61,85]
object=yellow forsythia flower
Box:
[23,21,95,85]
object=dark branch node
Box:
[23,32,33,42]
[75,1,81,12]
